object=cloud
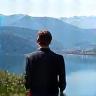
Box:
[0,0,96,17]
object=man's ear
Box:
[37,38,41,45]
[36,38,39,43]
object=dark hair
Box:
[37,30,52,46]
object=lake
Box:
[64,54,96,96]
[0,54,25,73]
[0,54,96,96]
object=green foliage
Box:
[0,70,26,96]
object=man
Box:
[25,30,66,96]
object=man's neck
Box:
[39,46,49,48]
[38,45,49,49]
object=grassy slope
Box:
[0,70,26,96]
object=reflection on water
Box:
[0,54,96,96]
[64,55,96,96]
[65,70,96,96]
[64,54,96,74]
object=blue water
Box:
[64,55,96,96]
[0,54,25,73]
[0,54,96,96]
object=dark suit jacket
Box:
[25,48,66,94]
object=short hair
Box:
[37,30,52,46]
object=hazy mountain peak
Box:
[61,16,96,29]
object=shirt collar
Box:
[38,47,50,52]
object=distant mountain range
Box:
[61,16,96,29]
[0,14,96,50]
[0,27,37,54]
[0,26,63,55]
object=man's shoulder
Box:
[51,50,63,56]
[26,50,41,58]
[51,51,64,59]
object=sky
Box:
[0,0,96,17]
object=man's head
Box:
[37,30,52,47]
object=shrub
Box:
[0,70,26,96]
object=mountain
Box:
[61,16,96,29]
[0,26,63,54]
[0,14,25,26]
[0,15,83,49]
[0,27,37,54]
[1,15,96,49]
